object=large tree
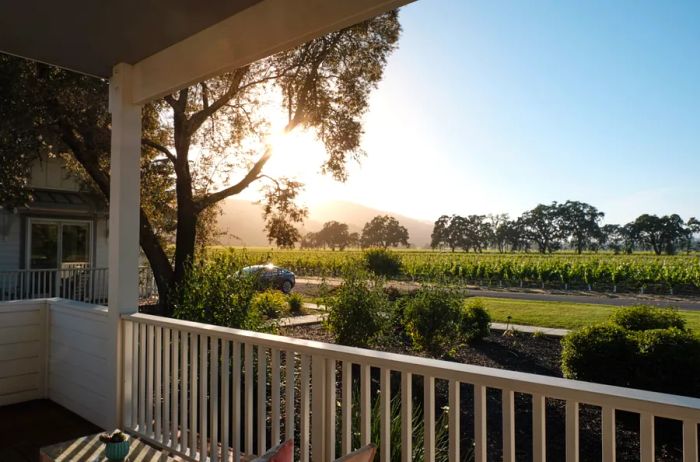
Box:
[558,200,605,254]
[360,215,409,248]
[0,12,401,312]
[630,214,688,255]
[521,203,563,253]
[316,221,352,250]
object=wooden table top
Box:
[40,433,177,462]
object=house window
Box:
[27,219,91,269]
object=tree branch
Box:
[194,146,272,212]
[187,67,249,133]
[142,138,176,163]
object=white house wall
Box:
[0,210,20,271]
[0,300,46,406]
[29,156,80,191]
[47,299,110,429]
[95,218,109,268]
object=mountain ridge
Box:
[216,199,433,248]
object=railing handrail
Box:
[123,312,700,420]
[0,266,109,274]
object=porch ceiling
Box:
[0,0,414,103]
[0,0,262,78]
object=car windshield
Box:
[241,265,275,274]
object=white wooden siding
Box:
[0,301,45,406]
[94,218,109,268]
[29,157,80,191]
[0,210,20,272]
[47,299,110,429]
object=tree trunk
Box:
[172,166,198,301]
[61,130,176,313]
[139,210,174,312]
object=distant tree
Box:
[431,214,492,252]
[361,215,409,248]
[600,224,621,253]
[630,214,687,255]
[558,200,605,254]
[688,217,700,252]
[521,203,563,253]
[348,232,360,248]
[488,214,510,253]
[299,231,320,249]
[689,217,700,234]
[317,221,351,250]
[504,218,530,252]
[448,215,470,251]
[431,215,453,250]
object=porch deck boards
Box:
[0,399,101,462]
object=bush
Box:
[325,270,390,347]
[251,290,288,319]
[173,255,271,332]
[363,248,402,277]
[561,324,638,387]
[635,328,700,396]
[610,305,686,331]
[403,288,463,356]
[461,299,491,343]
[287,292,305,315]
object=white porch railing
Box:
[0,266,157,304]
[123,313,700,462]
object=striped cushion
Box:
[333,444,377,462]
[252,439,293,462]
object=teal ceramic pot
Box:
[104,439,130,460]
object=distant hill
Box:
[216,199,433,248]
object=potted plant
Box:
[99,430,130,461]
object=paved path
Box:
[295,277,700,311]
[279,304,571,337]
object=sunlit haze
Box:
[241,0,700,226]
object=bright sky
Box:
[251,0,700,225]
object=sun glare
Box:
[263,129,335,203]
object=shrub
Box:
[460,299,491,343]
[634,328,700,396]
[325,270,390,347]
[610,305,686,331]
[287,292,305,315]
[363,248,402,277]
[173,255,271,332]
[561,324,638,386]
[251,290,288,319]
[403,288,463,356]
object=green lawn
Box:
[474,297,700,332]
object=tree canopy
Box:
[0,11,402,312]
[361,215,410,248]
[428,201,698,255]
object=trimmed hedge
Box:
[562,305,700,397]
[404,288,463,356]
[610,305,686,331]
[561,324,638,387]
[635,328,700,396]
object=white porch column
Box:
[107,63,142,429]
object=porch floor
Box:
[0,399,102,462]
